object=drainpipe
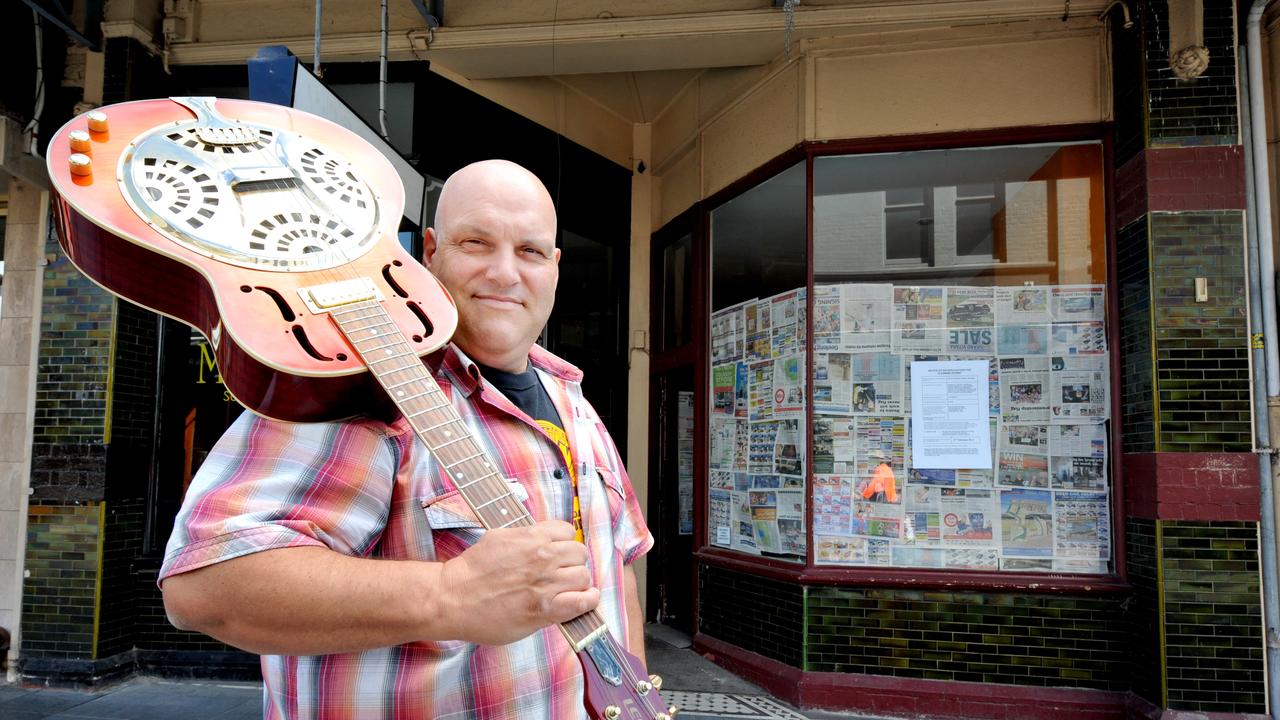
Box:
[1244,2,1280,715]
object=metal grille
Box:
[119,97,381,272]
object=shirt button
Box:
[553,469,564,479]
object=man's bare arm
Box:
[162,520,599,655]
[622,564,646,667]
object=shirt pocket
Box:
[421,491,485,560]
[592,467,627,533]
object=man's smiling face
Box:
[425,161,560,373]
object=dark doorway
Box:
[647,213,700,633]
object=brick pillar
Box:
[22,189,115,682]
[1112,1,1265,714]
[0,177,48,679]
[20,33,162,685]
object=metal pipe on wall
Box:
[1242,3,1280,713]
[313,0,323,77]
[380,0,389,141]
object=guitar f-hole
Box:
[240,284,297,321]
[291,325,334,361]
[406,301,434,340]
[382,262,409,298]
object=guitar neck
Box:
[329,299,608,650]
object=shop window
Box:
[706,141,1110,575]
[708,161,807,560]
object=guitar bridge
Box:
[299,278,383,313]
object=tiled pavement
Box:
[0,626,894,720]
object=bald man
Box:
[161,160,654,719]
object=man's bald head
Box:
[433,159,556,236]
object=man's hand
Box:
[438,519,600,645]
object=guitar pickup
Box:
[299,278,383,313]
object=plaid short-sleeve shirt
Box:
[160,345,654,719]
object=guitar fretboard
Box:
[330,299,608,650]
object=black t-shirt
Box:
[475,362,563,429]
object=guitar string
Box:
[236,118,659,710]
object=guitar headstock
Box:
[579,634,678,720]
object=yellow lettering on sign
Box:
[196,342,223,385]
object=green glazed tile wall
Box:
[32,231,114,502]
[804,587,1129,689]
[699,565,804,667]
[21,502,101,660]
[1142,0,1238,147]
[1149,212,1250,452]
[1125,518,1162,705]
[1118,216,1154,453]
[1161,521,1264,714]
[35,233,113,447]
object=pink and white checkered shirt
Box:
[160,344,653,719]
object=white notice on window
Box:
[910,360,993,470]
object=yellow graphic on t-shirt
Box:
[537,419,583,542]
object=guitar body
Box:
[46,97,457,422]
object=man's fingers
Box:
[533,519,578,542]
[543,539,589,567]
[545,587,601,622]
[549,563,593,591]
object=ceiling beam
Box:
[166,1,1110,76]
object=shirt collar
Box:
[436,343,582,396]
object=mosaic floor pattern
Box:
[664,691,811,720]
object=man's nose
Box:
[483,250,521,285]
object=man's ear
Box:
[423,228,439,266]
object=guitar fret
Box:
[474,495,506,511]
[407,402,450,418]
[498,516,523,528]
[373,362,420,377]
[347,319,395,333]
[433,434,469,451]
[329,304,376,318]
[360,338,402,353]
[386,377,426,391]
[397,390,432,402]
[368,351,416,365]
[445,451,484,468]
[420,417,460,432]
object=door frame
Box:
[647,206,706,630]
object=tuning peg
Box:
[86,110,109,134]
[68,130,91,153]
[649,674,663,690]
[604,706,621,719]
[68,153,92,177]
[635,679,652,695]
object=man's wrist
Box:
[408,559,451,642]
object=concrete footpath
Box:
[0,625,894,720]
